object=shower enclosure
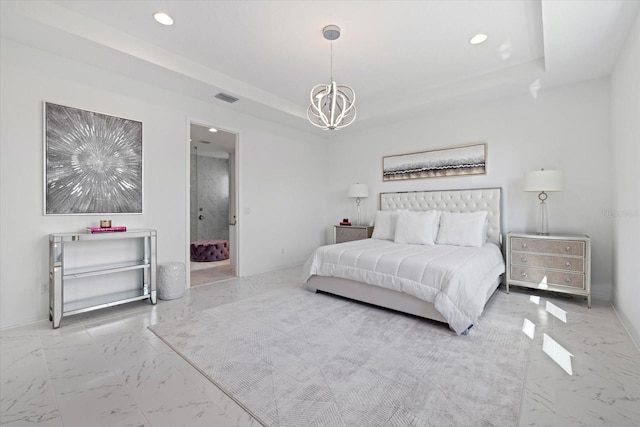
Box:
[190,146,230,244]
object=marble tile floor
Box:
[1,266,639,426]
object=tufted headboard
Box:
[380,187,502,246]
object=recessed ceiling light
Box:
[153,12,174,26]
[208,128,218,133]
[470,33,488,45]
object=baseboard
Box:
[0,317,44,331]
[239,261,305,278]
[590,282,612,301]
[611,303,640,353]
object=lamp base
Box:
[537,197,549,235]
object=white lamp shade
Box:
[524,170,563,192]
[348,183,369,198]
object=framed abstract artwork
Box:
[44,102,143,214]
[382,143,487,181]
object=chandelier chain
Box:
[330,41,333,82]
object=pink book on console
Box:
[86,226,127,233]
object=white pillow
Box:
[436,211,488,247]
[371,210,400,240]
[430,209,442,237]
[394,210,439,245]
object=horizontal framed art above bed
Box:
[303,187,505,335]
[382,143,487,181]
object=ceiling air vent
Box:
[214,93,239,103]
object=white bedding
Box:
[302,238,505,334]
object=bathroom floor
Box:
[190,259,234,286]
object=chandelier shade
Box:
[307,25,356,131]
[307,82,356,130]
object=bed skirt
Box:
[306,275,501,329]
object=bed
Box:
[302,187,505,335]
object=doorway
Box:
[189,123,238,286]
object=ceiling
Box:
[1,1,638,134]
[190,123,235,157]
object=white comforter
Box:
[302,239,505,334]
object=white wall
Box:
[611,12,640,346]
[326,79,614,300]
[238,126,328,275]
[0,38,327,328]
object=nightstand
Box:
[334,225,374,244]
[506,232,591,307]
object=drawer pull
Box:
[521,272,528,278]
[565,277,572,283]
[565,246,571,252]
[522,243,528,249]
[565,262,571,267]
[521,258,527,263]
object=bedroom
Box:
[1,1,639,426]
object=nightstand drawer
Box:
[334,226,373,244]
[510,266,585,289]
[511,237,585,257]
[509,253,584,273]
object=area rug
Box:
[149,287,529,426]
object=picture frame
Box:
[44,102,143,215]
[382,142,486,181]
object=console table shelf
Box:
[64,260,149,279]
[63,289,150,316]
[49,229,157,328]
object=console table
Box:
[49,229,157,328]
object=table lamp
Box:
[524,169,563,235]
[348,183,368,226]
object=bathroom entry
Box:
[189,123,237,285]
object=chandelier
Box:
[307,25,356,130]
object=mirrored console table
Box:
[49,229,157,328]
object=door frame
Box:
[185,118,241,286]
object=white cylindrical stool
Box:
[157,262,185,300]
